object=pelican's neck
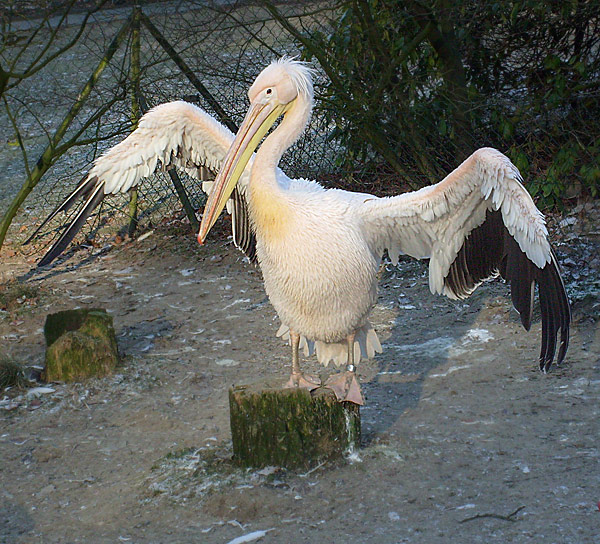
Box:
[250,93,312,192]
[248,93,312,239]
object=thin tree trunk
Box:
[408,0,474,153]
[0,17,132,251]
[167,169,200,232]
[128,6,141,238]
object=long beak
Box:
[197,99,288,244]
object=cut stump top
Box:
[229,379,360,470]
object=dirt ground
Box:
[1,203,600,544]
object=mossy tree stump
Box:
[229,380,360,469]
[42,308,119,382]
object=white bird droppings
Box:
[225,529,274,544]
[462,328,494,344]
[26,387,55,398]
[215,359,239,367]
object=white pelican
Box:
[32,58,570,405]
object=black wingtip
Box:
[24,174,97,246]
[556,329,570,366]
[36,181,106,267]
[536,250,571,373]
[520,305,532,331]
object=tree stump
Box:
[229,379,360,469]
[42,308,119,382]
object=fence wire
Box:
[1,0,598,256]
[0,1,345,254]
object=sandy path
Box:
[1,211,599,543]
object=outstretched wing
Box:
[359,147,570,371]
[28,101,256,266]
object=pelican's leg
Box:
[324,333,364,405]
[284,330,320,391]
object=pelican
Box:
[31,58,570,405]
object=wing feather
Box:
[37,181,106,267]
[359,147,570,369]
[231,185,257,263]
[30,101,255,265]
[24,174,98,245]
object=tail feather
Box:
[277,322,382,367]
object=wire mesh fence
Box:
[0,0,345,254]
[1,0,598,256]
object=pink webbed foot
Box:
[324,371,364,405]
[284,373,321,391]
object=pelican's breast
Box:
[254,191,380,343]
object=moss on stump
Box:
[229,380,360,470]
[42,309,119,382]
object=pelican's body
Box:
[257,183,378,344]
[32,58,570,404]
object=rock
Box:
[229,380,361,469]
[42,309,119,382]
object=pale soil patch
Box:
[1,203,599,543]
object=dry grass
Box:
[0,354,28,391]
[0,280,39,313]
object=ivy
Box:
[288,0,600,207]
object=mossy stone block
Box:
[229,380,360,470]
[43,308,119,382]
[44,308,107,347]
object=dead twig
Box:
[459,505,525,524]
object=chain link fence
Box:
[1,1,344,253]
[1,0,598,256]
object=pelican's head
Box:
[247,56,314,109]
[197,57,314,244]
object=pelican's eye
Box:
[266,88,272,95]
